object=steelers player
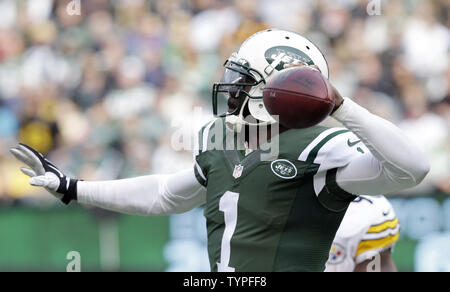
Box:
[326,195,400,272]
[11,29,428,272]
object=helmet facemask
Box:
[212,53,271,130]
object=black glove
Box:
[10,144,78,204]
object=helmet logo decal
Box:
[236,58,250,67]
[265,46,314,72]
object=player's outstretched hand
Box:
[10,144,78,204]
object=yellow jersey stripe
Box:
[367,218,399,234]
[356,232,400,257]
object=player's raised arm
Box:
[330,94,430,195]
[10,144,206,216]
[277,62,430,196]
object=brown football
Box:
[263,66,335,129]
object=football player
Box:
[325,195,400,272]
[11,29,429,272]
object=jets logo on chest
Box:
[270,159,297,179]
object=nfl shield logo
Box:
[233,164,244,179]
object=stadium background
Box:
[0,0,448,271]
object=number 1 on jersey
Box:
[217,191,239,272]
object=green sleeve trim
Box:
[317,168,357,212]
[197,127,205,155]
[197,119,219,155]
[194,165,207,187]
[306,129,349,164]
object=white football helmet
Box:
[212,29,329,131]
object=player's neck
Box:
[243,124,289,150]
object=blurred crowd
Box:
[0,0,448,203]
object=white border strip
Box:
[202,119,216,153]
[298,127,346,162]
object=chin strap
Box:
[225,115,245,133]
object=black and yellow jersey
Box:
[325,195,400,272]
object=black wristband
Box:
[61,178,78,205]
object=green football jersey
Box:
[194,118,363,272]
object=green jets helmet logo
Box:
[271,159,297,179]
[265,46,314,71]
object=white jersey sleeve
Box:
[332,98,430,196]
[78,169,206,216]
[77,122,210,216]
[325,195,400,272]
[298,95,430,210]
